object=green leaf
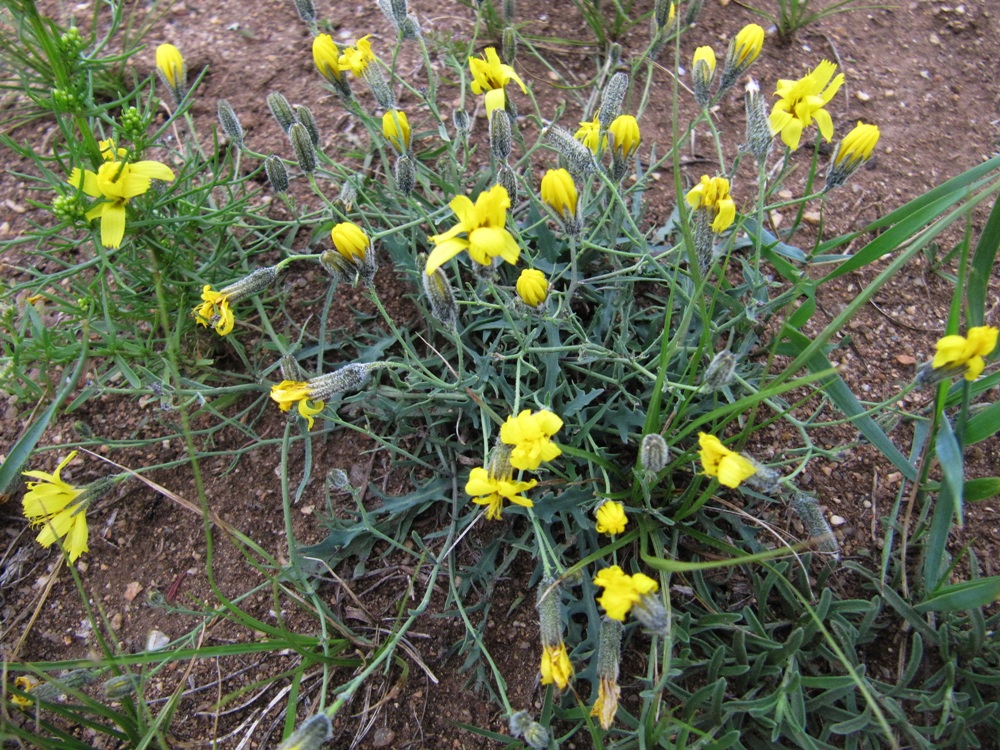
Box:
[935,416,965,526]
[964,400,1000,444]
[917,576,1000,612]
[965,477,1000,502]
[967,191,1000,327]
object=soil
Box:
[2,0,999,748]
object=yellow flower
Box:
[67,140,175,248]
[516,269,549,308]
[426,184,520,275]
[540,168,577,221]
[465,466,537,520]
[590,675,620,730]
[698,432,757,488]
[540,642,573,690]
[593,565,659,621]
[194,285,235,335]
[833,121,880,169]
[769,60,844,150]
[693,46,716,75]
[932,326,999,381]
[469,47,527,117]
[312,34,343,83]
[685,175,737,233]
[594,501,628,536]
[331,221,371,263]
[382,109,411,152]
[499,409,563,470]
[270,380,326,429]
[22,452,89,562]
[338,35,376,77]
[607,115,640,160]
[731,23,765,67]
[155,43,185,93]
[11,675,40,710]
[574,116,606,154]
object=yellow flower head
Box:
[312,34,343,83]
[338,35,376,77]
[155,43,185,92]
[834,121,880,169]
[469,47,527,117]
[593,565,659,621]
[465,466,537,520]
[932,326,998,381]
[11,675,40,710]
[590,675,620,730]
[594,500,628,536]
[67,144,175,249]
[382,110,411,152]
[540,642,574,690]
[693,46,717,76]
[697,432,757,488]
[331,221,371,263]
[574,116,606,154]
[516,268,549,308]
[499,408,563,470]
[731,24,765,67]
[194,285,235,336]
[686,175,737,233]
[540,168,578,221]
[270,380,325,429]
[426,184,520,275]
[769,60,844,150]
[22,452,89,562]
[607,115,640,160]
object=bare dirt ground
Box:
[2,0,999,747]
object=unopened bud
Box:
[502,27,517,65]
[280,353,307,382]
[320,250,352,283]
[338,180,358,211]
[277,714,332,750]
[632,591,668,636]
[790,493,840,558]
[607,43,622,67]
[685,0,703,24]
[418,254,458,329]
[289,122,317,173]
[217,100,244,148]
[509,711,533,738]
[267,92,296,133]
[394,154,416,194]
[220,267,279,302]
[703,350,737,391]
[640,433,669,475]
[264,155,289,194]
[102,674,136,700]
[496,163,517,201]
[744,79,773,166]
[503,0,515,21]
[453,109,471,139]
[292,0,317,26]
[536,578,563,648]
[545,125,596,178]
[523,722,550,749]
[490,109,512,161]
[363,65,395,109]
[294,104,321,147]
[598,71,629,129]
[328,468,351,489]
[654,0,674,27]
[390,0,408,25]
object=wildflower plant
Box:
[3,0,1000,748]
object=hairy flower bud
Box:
[294,104,321,147]
[544,125,596,179]
[320,250,353,284]
[523,722,550,749]
[516,268,548,309]
[363,65,395,109]
[277,714,333,750]
[418,254,458,329]
[598,72,629,129]
[453,109,471,140]
[719,23,765,94]
[264,155,289,194]
[502,27,517,65]
[509,711,533,738]
[703,350,737,391]
[496,163,518,201]
[217,99,244,148]
[394,153,416,194]
[743,78,773,166]
[155,44,186,103]
[102,674,137,700]
[280,353,307,382]
[692,46,716,108]
[489,109,512,161]
[640,433,669,475]
[267,91,296,133]
[591,617,623,729]
[292,0,317,25]
[289,122,317,173]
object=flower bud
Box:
[155,44,186,103]
[594,500,628,535]
[523,722,550,749]
[220,266,279,302]
[289,122,317,173]
[453,109,471,140]
[264,155,289,194]
[654,0,674,27]
[489,109,512,161]
[685,0,703,25]
[544,125,595,179]
[382,109,411,152]
[540,168,577,223]
[394,153,416,194]
[703,350,737,391]
[598,71,629,129]
[294,104,321,147]
[502,27,517,65]
[320,250,353,283]
[719,23,765,93]
[292,0,317,26]
[277,714,333,750]
[825,122,880,191]
[418,254,459,329]
[503,0,515,21]
[267,91,296,133]
[496,163,517,201]
[328,468,351,489]
[790,492,840,558]
[102,674,137,700]
[516,268,548,309]
[591,617,623,729]
[509,711,533,738]
[640,433,669,475]
[362,65,395,109]
[217,99,244,148]
[338,179,358,211]
[743,78,773,166]
[692,46,716,108]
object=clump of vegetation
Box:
[3,0,1000,746]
